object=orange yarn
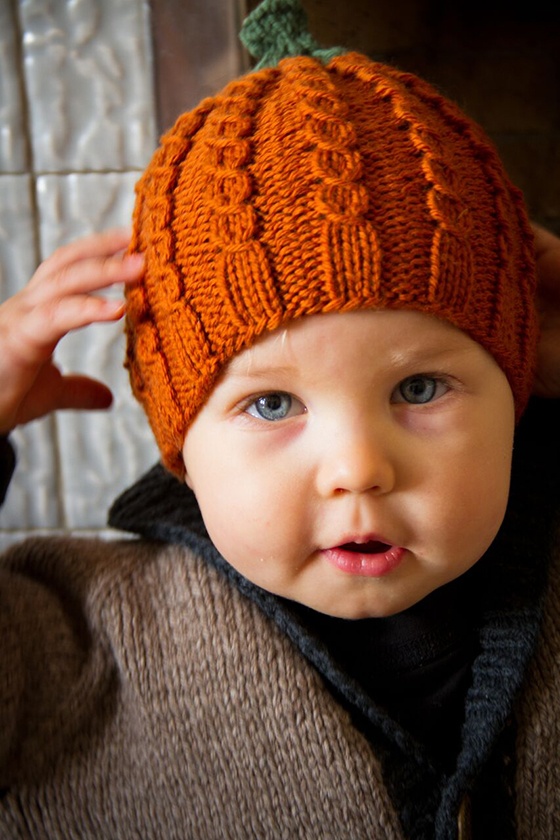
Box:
[126,52,538,478]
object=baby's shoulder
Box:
[1,532,217,613]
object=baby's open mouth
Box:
[338,540,392,554]
[323,540,406,577]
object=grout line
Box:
[0,168,147,178]
[235,0,253,73]
[143,0,162,141]
[51,414,68,530]
[11,0,35,186]
[11,0,41,266]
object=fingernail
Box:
[124,253,145,268]
[105,299,126,316]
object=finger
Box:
[30,251,145,302]
[49,375,114,412]
[531,223,560,295]
[531,222,560,259]
[535,250,560,300]
[22,294,127,351]
[13,376,114,426]
[31,228,134,283]
[1,294,126,368]
[0,369,115,432]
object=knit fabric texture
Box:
[126,0,538,477]
[239,0,345,69]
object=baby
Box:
[1,1,559,838]
[124,0,537,624]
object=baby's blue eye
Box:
[395,375,440,404]
[247,393,294,421]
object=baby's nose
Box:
[315,424,397,498]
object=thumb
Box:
[53,375,114,412]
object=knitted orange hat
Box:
[126,0,538,478]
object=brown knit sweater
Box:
[1,528,560,839]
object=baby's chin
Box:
[280,572,467,619]
[271,583,432,621]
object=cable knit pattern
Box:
[203,74,284,334]
[127,101,215,461]
[286,56,382,306]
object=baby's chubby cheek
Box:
[182,436,308,595]
[182,446,248,556]
[184,464,278,562]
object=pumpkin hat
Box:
[126,0,538,477]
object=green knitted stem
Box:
[240,0,345,70]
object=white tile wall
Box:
[0,4,28,172]
[38,171,159,530]
[0,0,247,550]
[0,175,37,299]
[20,0,156,172]
[0,175,59,539]
[0,0,159,548]
[36,171,140,257]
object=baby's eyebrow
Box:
[225,360,296,380]
[385,342,478,369]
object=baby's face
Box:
[182,309,515,618]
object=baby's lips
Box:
[321,542,406,577]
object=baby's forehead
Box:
[223,309,481,378]
[226,327,292,376]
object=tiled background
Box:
[1,0,559,548]
[0,0,245,548]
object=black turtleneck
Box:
[291,571,480,769]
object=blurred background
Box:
[1,0,559,548]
